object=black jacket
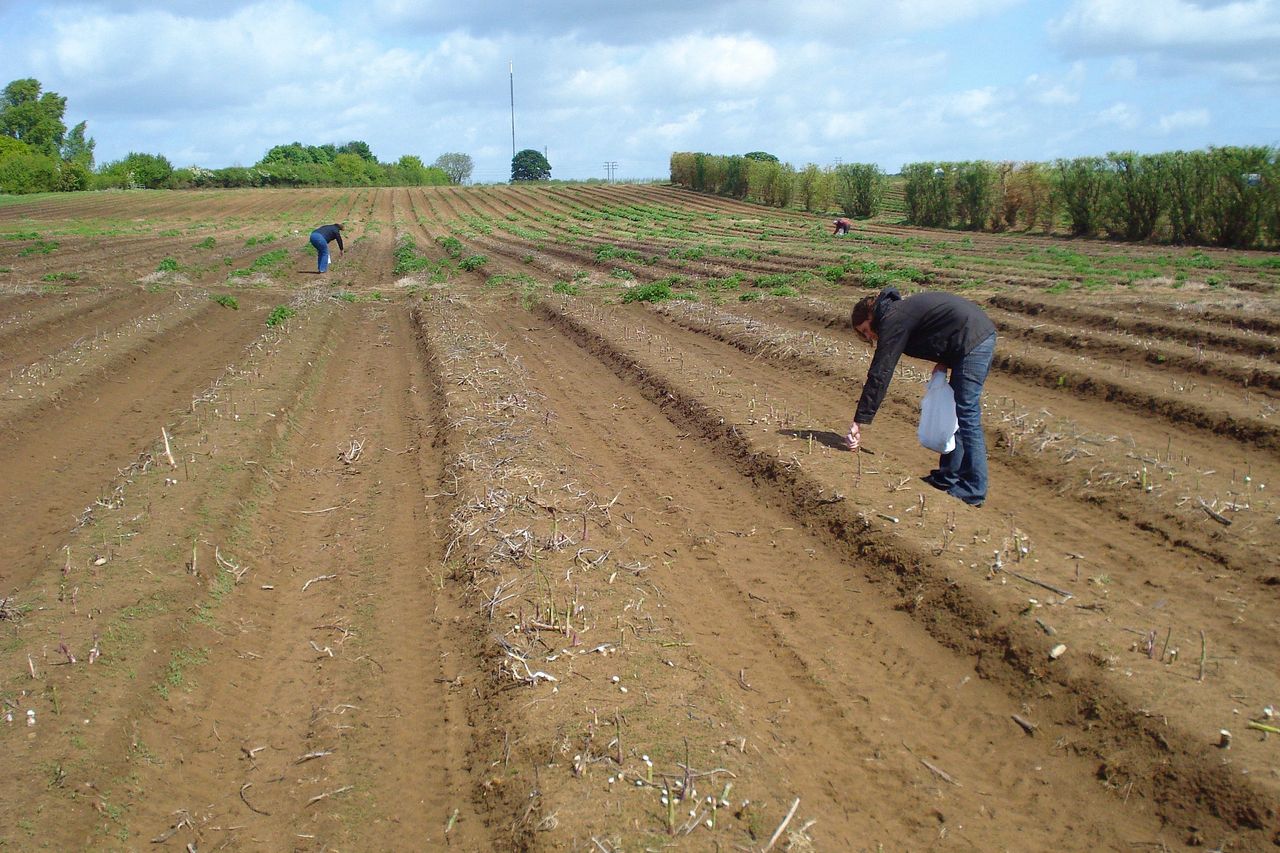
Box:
[313,224,344,252]
[854,287,995,424]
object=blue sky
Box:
[1,0,1277,181]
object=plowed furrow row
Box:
[0,290,166,374]
[0,295,273,588]
[535,295,1278,846]
[467,301,1185,849]
[990,293,1280,358]
[117,303,488,850]
[0,299,343,848]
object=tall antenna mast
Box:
[509,60,516,160]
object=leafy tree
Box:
[953,161,997,231]
[97,152,174,189]
[723,155,749,198]
[337,140,376,162]
[1101,152,1163,241]
[334,152,376,184]
[511,148,551,182]
[57,159,91,191]
[902,162,953,227]
[1204,145,1272,248]
[1054,157,1108,236]
[1001,162,1052,231]
[389,155,449,186]
[433,152,474,184]
[0,78,67,158]
[0,136,59,193]
[796,163,828,212]
[261,142,319,165]
[746,159,794,207]
[60,120,94,169]
[1151,150,1211,244]
[743,151,779,163]
[833,163,884,218]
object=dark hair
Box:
[850,294,877,329]
[336,223,344,231]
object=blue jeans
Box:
[929,333,995,504]
[310,230,330,272]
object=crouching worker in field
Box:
[832,217,851,236]
[845,287,997,507]
[309,223,344,273]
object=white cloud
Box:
[656,34,777,90]
[1050,0,1280,66]
[1025,62,1086,105]
[1157,108,1211,131]
[1097,101,1140,128]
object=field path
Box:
[114,302,494,850]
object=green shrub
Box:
[458,254,488,271]
[230,248,289,278]
[19,240,58,256]
[596,244,644,263]
[394,235,434,274]
[265,305,296,327]
[833,163,885,218]
[157,257,179,272]
[552,281,579,295]
[621,281,674,303]
[194,236,216,249]
[435,235,464,258]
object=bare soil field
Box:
[0,185,1277,851]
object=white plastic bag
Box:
[918,372,958,454]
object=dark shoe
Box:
[920,474,950,492]
[947,491,984,507]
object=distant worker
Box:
[309,223,344,273]
[832,217,851,236]
[845,286,997,507]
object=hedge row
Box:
[670,152,886,218]
[901,148,1279,249]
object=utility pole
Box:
[509,61,516,160]
[603,161,618,182]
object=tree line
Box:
[899,149,1278,249]
[670,152,885,221]
[671,147,1279,250]
[0,78,475,193]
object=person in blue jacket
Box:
[846,287,997,506]
[309,223,344,273]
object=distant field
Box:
[1,185,1277,850]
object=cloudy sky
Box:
[1,0,1277,181]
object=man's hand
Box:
[933,362,948,374]
[845,421,861,451]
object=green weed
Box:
[621,281,673,303]
[194,236,216,249]
[211,294,239,310]
[435,235,464,259]
[157,257,179,273]
[265,305,296,327]
[40,272,79,282]
[19,240,58,256]
[458,254,489,272]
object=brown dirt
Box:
[0,186,1277,851]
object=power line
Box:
[509,60,516,161]
[603,161,618,182]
